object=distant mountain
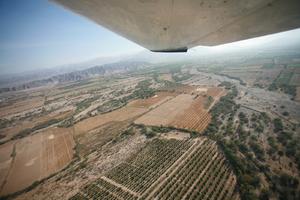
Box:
[1,29,299,93]
[0,55,129,88]
[0,61,149,93]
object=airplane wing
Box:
[51,0,300,52]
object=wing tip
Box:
[151,47,188,53]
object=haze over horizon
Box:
[1,0,300,75]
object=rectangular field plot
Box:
[170,96,211,132]
[74,107,147,135]
[70,137,240,200]
[290,73,300,86]
[134,94,194,126]
[134,94,212,133]
[106,139,193,194]
[0,127,75,196]
[0,141,15,188]
[127,92,176,109]
[144,139,239,200]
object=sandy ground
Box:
[161,131,190,140]
[159,74,173,82]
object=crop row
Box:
[69,193,88,200]
[69,138,239,200]
[106,138,193,194]
[69,177,138,200]
[171,107,210,132]
[82,184,118,200]
[144,140,237,200]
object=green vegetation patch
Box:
[269,69,297,97]
[262,63,275,69]
[59,80,94,90]
[75,96,100,113]
[276,71,293,85]
[132,79,155,99]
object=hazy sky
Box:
[0,0,143,74]
[1,0,300,75]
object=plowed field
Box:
[135,87,225,133]
[0,127,74,196]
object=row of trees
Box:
[13,118,61,140]
[204,83,270,200]
[107,139,192,194]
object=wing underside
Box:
[52,0,300,52]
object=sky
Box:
[0,0,300,75]
[0,0,143,75]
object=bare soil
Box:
[134,94,194,127]
[0,127,75,196]
[74,106,147,135]
[0,111,73,142]
[127,92,176,109]
[0,97,44,118]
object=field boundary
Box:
[101,176,139,197]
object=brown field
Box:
[134,94,194,127]
[171,96,211,132]
[135,87,225,133]
[159,73,173,81]
[0,97,44,118]
[127,92,176,109]
[207,87,225,97]
[74,107,147,135]
[74,92,180,135]
[0,127,74,196]
[161,84,198,94]
[0,111,73,142]
[0,141,15,189]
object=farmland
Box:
[135,87,225,133]
[74,107,147,135]
[127,91,176,109]
[70,137,239,200]
[0,110,73,143]
[134,94,194,126]
[0,127,75,196]
[170,96,211,132]
[0,52,299,200]
[0,96,44,119]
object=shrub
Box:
[273,118,283,133]
[282,111,289,116]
